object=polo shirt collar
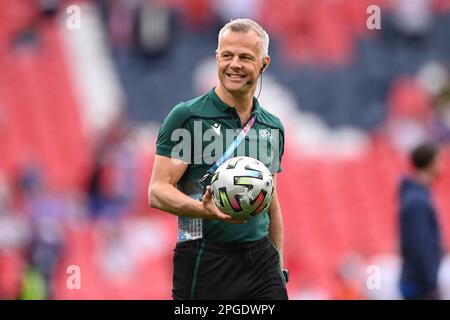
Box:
[208,87,261,115]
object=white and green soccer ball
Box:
[210,156,274,220]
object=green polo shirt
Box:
[156,87,285,243]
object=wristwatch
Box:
[282,268,289,283]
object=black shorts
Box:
[172,236,288,300]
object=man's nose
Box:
[229,57,242,69]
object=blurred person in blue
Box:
[398,142,443,300]
[15,163,66,299]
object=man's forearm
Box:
[149,183,204,218]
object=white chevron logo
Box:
[211,123,221,136]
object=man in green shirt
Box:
[148,18,287,300]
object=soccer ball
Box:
[210,156,274,220]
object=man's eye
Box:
[222,54,231,59]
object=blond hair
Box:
[217,18,270,58]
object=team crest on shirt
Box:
[259,129,273,140]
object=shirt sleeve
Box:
[156,103,191,161]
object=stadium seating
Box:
[1,0,449,299]
[0,1,90,189]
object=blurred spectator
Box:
[84,116,141,282]
[212,0,260,24]
[333,254,366,300]
[0,174,29,250]
[136,0,172,58]
[12,26,40,55]
[176,0,216,32]
[416,61,450,143]
[35,0,61,17]
[432,83,450,142]
[106,0,137,62]
[390,0,433,39]
[12,0,63,48]
[16,164,66,299]
[19,264,47,300]
[0,174,29,299]
[387,77,434,152]
[416,61,449,97]
[87,116,138,221]
[11,0,63,55]
[398,142,443,300]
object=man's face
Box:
[216,30,268,94]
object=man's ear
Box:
[261,55,270,73]
[215,50,219,61]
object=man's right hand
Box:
[202,186,247,224]
[149,155,246,223]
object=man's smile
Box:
[226,73,247,80]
